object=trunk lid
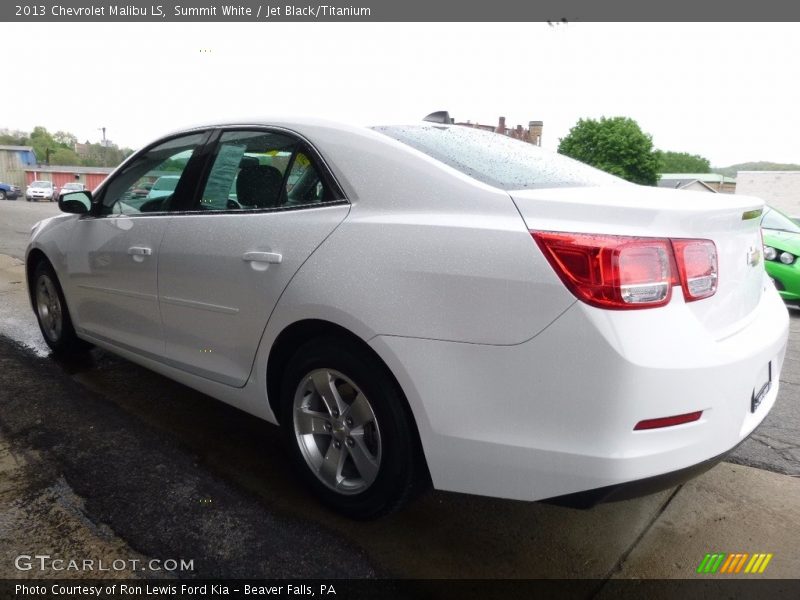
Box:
[510,184,767,338]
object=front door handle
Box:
[242,251,282,264]
[128,247,152,256]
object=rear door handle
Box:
[128,247,152,256]
[242,251,282,264]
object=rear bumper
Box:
[545,437,747,508]
[370,285,789,502]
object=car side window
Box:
[198,131,334,211]
[284,151,328,206]
[99,133,206,216]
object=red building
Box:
[24,165,115,191]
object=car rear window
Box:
[373,124,624,191]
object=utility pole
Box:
[98,127,107,166]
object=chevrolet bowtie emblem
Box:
[747,246,762,267]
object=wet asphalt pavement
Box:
[0,336,377,579]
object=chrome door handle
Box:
[242,251,282,264]
[128,247,152,256]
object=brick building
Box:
[454,116,543,146]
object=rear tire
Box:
[31,261,91,355]
[280,336,426,519]
[0,190,6,200]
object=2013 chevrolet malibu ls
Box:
[25,119,789,518]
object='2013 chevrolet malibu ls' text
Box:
[26,117,789,518]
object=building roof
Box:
[657,178,718,192]
[737,170,800,175]
[681,180,718,192]
[24,165,115,174]
[659,173,736,184]
[0,145,34,152]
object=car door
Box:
[157,128,350,387]
[64,131,211,357]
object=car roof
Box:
[155,117,429,145]
[142,118,448,174]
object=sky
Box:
[7,22,800,167]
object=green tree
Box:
[53,130,78,148]
[29,126,58,164]
[78,142,132,167]
[655,150,711,174]
[1,126,132,167]
[0,129,29,146]
[558,117,659,185]
[50,147,82,166]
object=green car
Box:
[762,206,800,307]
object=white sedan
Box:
[25,118,789,518]
[26,180,56,202]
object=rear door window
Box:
[197,130,336,211]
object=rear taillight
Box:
[672,239,718,301]
[532,231,717,310]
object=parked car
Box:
[130,181,154,198]
[761,205,800,307]
[60,182,86,194]
[26,180,56,202]
[26,119,789,518]
[145,175,180,200]
[0,181,21,200]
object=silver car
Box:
[26,180,56,202]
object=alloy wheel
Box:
[293,368,382,495]
[36,274,63,342]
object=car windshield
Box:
[762,207,800,234]
[373,124,625,190]
[63,183,82,190]
[31,181,51,188]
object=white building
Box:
[736,171,800,217]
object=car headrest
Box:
[236,165,283,208]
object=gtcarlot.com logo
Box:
[14,554,194,573]
[697,552,773,574]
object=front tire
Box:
[281,336,425,519]
[31,261,90,355]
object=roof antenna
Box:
[423,111,452,124]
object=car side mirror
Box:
[59,190,92,214]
